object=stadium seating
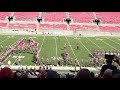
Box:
[8,24,25,29]
[14,12,39,21]
[0,23,7,27]
[96,12,120,24]
[8,24,37,29]
[26,24,37,29]
[0,12,11,20]
[99,26,120,32]
[40,24,67,30]
[70,24,97,30]
[0,12,120,33]
[42,12,66,22]
[70,12,94,23]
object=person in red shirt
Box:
[0,67,14,78]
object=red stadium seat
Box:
[0,12,11,20]
[96,12,120,24]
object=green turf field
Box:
[0,35,120,66]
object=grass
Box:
[0,35,120,67]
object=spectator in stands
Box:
[102,69,113,78]
[26,71,38,78]
[112,69,120,78]
[0,67,14,78]
[39,69,46,78]
[21,73,28,78]
[100,59,117,77]
[90,72,95,78]
[14,70,22,78]
[75,69,91,78]
[59,73,66,78]
[46,70,60,78]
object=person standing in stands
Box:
[100,55,119,77]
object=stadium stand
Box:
[96,12,120,24]
[99,25,120,32]
[40,24,67,30]
[8,24,37,29]
[14,12,39,21]
[0,12,11,20]
[42,12,66,22]
[8,24,25,29]
[0,23,7,27]
[70,24,97,30]
[70,12,95,23]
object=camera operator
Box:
[100,54,120,77]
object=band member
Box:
[41,57,44,64]
[0,45,3,52]
[8,60,11,66]
[76,43,79,50]
[5,46,8,50]
[64,43,67,49]
[18,57,21,65]
[46,58,49,65]
[52,56,56,65]
[57,57,61,66]
[69,58,73,65]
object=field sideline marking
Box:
[65,36,80,66]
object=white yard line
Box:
[2,36,24,63]
[55,36,58,58]
[0,37,10,44]
[106,37,120,46]
[3,54,12,64]
[77,37,93,57]
[85,37,102,50]
[65,36,80,66]
[0,37,11,56]
[12,53,22,66]
[54,36,58,65]
[100,39,119,51]
[34,36,45,66]
[39,36,46,54]
[0,37,23,54]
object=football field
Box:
[0,35,120,67]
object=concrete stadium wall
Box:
[0,28,120,37]
[1,65,101,71]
